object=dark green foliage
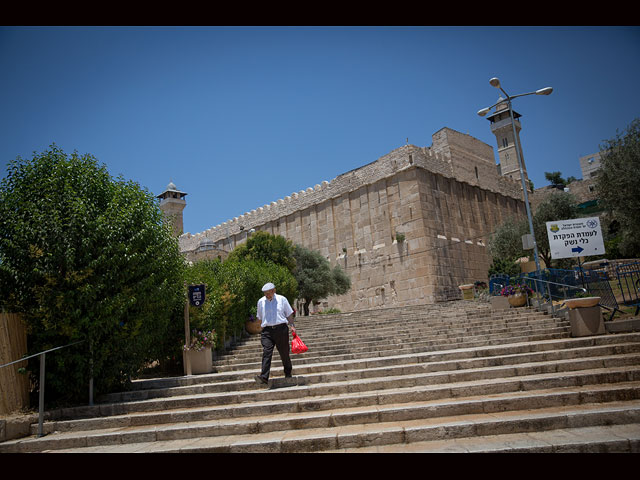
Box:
[544,171,566,187]
[0,145,185,405]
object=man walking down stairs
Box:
[1,301,639,453]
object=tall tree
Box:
[0,145,185,404]
[595,118,640,257]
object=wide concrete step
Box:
[103,333,630,400]
[239,309,554,342]
[3,300,637,453]
[227,314,566,355]
[212,330,572,374]
[100,343,640,407]
[217,326,571,365]
[10,399,640,453]
[3,355,639,452]
[325,421,640,452]
[25,369,640,439]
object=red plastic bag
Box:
[291,331,308,354]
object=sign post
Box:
[546,216,606,260]
[184,284,206,376]
[183,289,191,376]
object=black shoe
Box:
[285,374,292,378]
[254,375,268,386]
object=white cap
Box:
[262,282,275,292]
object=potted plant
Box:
[245,307,262,335]
[184,329,217,374]
[501,284,533,307]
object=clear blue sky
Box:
[2,26,639,236]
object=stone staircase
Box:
[1,300,639,453]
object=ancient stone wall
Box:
[179,127,526,311]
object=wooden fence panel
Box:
[0,313,30,414]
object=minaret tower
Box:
[157,181,187,236]
[485,97,529,186]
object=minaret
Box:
[485,97,528,186]
[157,181,187,236]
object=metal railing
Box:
[520,277,588,316]
[0,340,85,437]
[491,277,588,317]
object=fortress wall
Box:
[179,128,527,311]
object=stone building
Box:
[579,151,603,180]
[169,127,528,312]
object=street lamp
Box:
[478,77,553,276]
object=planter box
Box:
[186,347,213,374]
[569,306,605,337]
[459,284,474,301]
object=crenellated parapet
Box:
[179,127,524,255]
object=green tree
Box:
[292,245,351,315]
[227,231,296,272]
[544,171,566,187]
[532,192,580,268]
[0,145,185,404]
[488,217,529,274]
[595,118,640,257]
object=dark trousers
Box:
[259,323,292,380]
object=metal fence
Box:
[615,262,640,315]
[490,262,640,321]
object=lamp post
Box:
[478,77,553,277]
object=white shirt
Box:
[257,293,293,328]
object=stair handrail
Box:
[492,277,587,316]
[521,277,588,316]
[1,339,85,437]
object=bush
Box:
[184,257,297,350]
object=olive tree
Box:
[292,245,351,315]
[487,217,529,276]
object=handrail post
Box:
[38,353,45,437]
[89,342,94,406]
